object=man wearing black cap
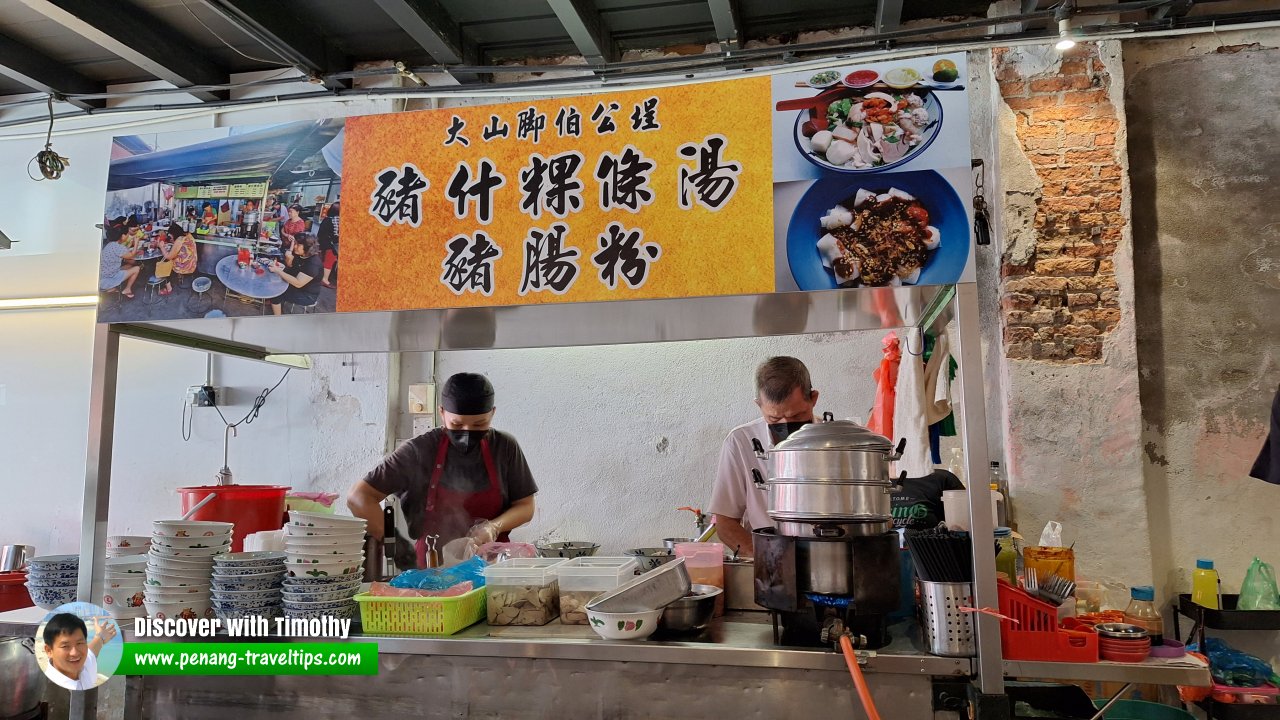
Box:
[347,373,538,569]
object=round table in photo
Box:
[215,255,288,312]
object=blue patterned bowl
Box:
[213,598,281,611]
[282,602,357,621]
[281,587,357,603]
[213,552,286,568]
[26,569,79,582]
[215,606,281,621]
[212,579,283,592]
[212,588,281,601]
[281,573,361,587]
[26,555,78,573]
[212,564,286,578]
[26,583,77,610]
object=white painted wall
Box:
[400,330,888,553]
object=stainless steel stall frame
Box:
[74,282,1003,718]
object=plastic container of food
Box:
[483,558,567,626]
[555,557,638,625]
[675,543,724,616]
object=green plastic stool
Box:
[1093,700,1195,720]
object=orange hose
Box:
[839,634,882,720]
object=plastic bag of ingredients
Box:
[1195,638,1280,687]
[1239,557,1280,610]
[369,581,474,598]
[477,542,536,564]
[389,556,487,591]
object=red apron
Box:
[414,434,509,569]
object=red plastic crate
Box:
[998,580,1098,663]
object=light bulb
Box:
[1056,18,1076,52]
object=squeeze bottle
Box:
[1191,559,1220,610]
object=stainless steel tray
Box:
[587,557,691,613]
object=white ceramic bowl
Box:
[285,559,362,579]
[285,543,365,558]
[106,556,149,571]
[107,535,151,550]
[586,608,664,640]
[144,597,213,620]
[146,553,215,569]
[150,544,229,559]
[106,577,146,589]
[288,550,363,562]
[213,551,285,567]
[145,575,211,589]
[285,535,366,550]
[145,561,211,577]
[106,546,150,557]
[152,520,234,538]
[103,586,147,610]
[287,511,365,529]
[142,579,209,591]
[151,534,232,549]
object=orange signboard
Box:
[338,78,775,312]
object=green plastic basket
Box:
[353,587,487,635]
[1092,700,1195,720]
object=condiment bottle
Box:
[1191,558,1220,609]
[994,527,1018,583]
[1123,585,1164,646]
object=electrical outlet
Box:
[185,385,218,407]
[411,416,435,436]
[407,383,435,415]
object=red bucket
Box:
[0,571,33,612]
[178,485,289,552]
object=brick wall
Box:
[995,44,1124,362]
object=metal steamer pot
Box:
[0,636,46,716]
[753,420,904,532]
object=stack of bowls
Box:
[1096,622,1152,663]
[24,555,78,610]
[212,552,286,620]
[144,520,231,620]
[106,535,150,558]
[103,556,148,619]
[283,512,366,619]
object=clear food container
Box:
[555,557,638,625]
[483,558,567,626]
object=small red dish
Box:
[843,69,879,88]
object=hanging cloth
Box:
[1250,386,1280,485]
[867,332,901,440]
[894,326,932,478]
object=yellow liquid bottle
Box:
[1191,558,1220,609]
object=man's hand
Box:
[93,616,117,642]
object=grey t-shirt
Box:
[363,428,537,546]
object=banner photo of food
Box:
[770,52,975,292]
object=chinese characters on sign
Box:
[343,76,774,311]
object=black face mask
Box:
[767,421,812,445]
[446,429,488,453]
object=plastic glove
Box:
[468,519,499,546]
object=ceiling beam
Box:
[707,0,741,49]
[197,1,349,90]
[372,0,479,83]
[875,0,903,33]
[547,0,616,64]
[0,31,101,110]
[17,0,225,101]
[1153,0,1196,20]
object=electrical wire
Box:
[27,95,67,180]
[179,0,294,68]
[216,368,293,425]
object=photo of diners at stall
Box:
[97,118,344,321]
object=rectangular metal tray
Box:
[1178,594,1280,631]
[587,557,690,613]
